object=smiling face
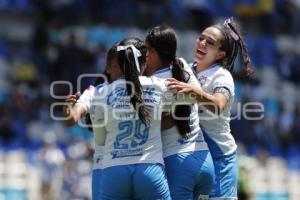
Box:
[194,26,226,71]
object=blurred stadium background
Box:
[0,0,300,199]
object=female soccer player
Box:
[63,43,117,200]
[167,17,253,200]
[144,25,215,200]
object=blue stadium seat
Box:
[0,0,9,9]
[14,0,32,10]
[244,35,258,67]
[257,35,278,66]
[87,26,108,46]
[286,144,300,171]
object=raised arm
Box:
[63,85,96,126]
[63,92,87,126]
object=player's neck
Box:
[147,60,166,76]
[196,62,218,73]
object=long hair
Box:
[117,38,150,127]
[213,19,253,76]
[146,26,192,137]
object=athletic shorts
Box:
[164,150,215,200]
[92,169,102,200]
[210,152,238,200]
[99,163,171,200]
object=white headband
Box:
[117,44,142,73]
[223,17,239,41]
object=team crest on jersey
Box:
[107,87,130,108]
[198,76,207,86]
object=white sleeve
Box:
[75,85,95,113]
[179,57,200,87]
[211,72,234,97]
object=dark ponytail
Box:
[118,38,150,127]
[172,58,192,137]
[146,25,192,137]
[214,19,254,76]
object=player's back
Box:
[151,59,208,158]
[93,76,169,169]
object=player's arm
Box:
[166,78,228,114]
[63,91,88,126]
[160,58,197,131]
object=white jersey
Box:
[93,145,104,170]
[88,76,176,169]
[76,84,107,170]
[193,63,237,158]
[154,58,208,158]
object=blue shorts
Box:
[210,152,238,199]
[99,163,171,200]
[92,169,102,200]
[164,150,215,200]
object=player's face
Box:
[144,43,156,76]
[194,27,226,69]
[106,57,121,81]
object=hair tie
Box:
[117,45,142,73]
[223,17,239,41]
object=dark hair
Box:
[85,44,118,132]
[117,37,150,127]
[213,20,253,76]
[146,26,191,138]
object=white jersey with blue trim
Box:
[153,58,208,158]
[75,83,107,169]
[89,76,175,169]
[192,63,237,158]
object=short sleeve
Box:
[75,85,95,113]
[179,57,200,87]
[211,72,234,97]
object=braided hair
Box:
[214,19,253,76]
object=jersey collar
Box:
[153,66,171,75]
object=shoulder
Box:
[95,82,107,90]
[139,76,155,85]
[80,85,96,98]
[178,57,188,66]
[139,75,167,91]
[94,82,109,95]
[178,57,192,72]
[214,67,234,84]
[212,67,234,94]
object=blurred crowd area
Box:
[0,0,300,199]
